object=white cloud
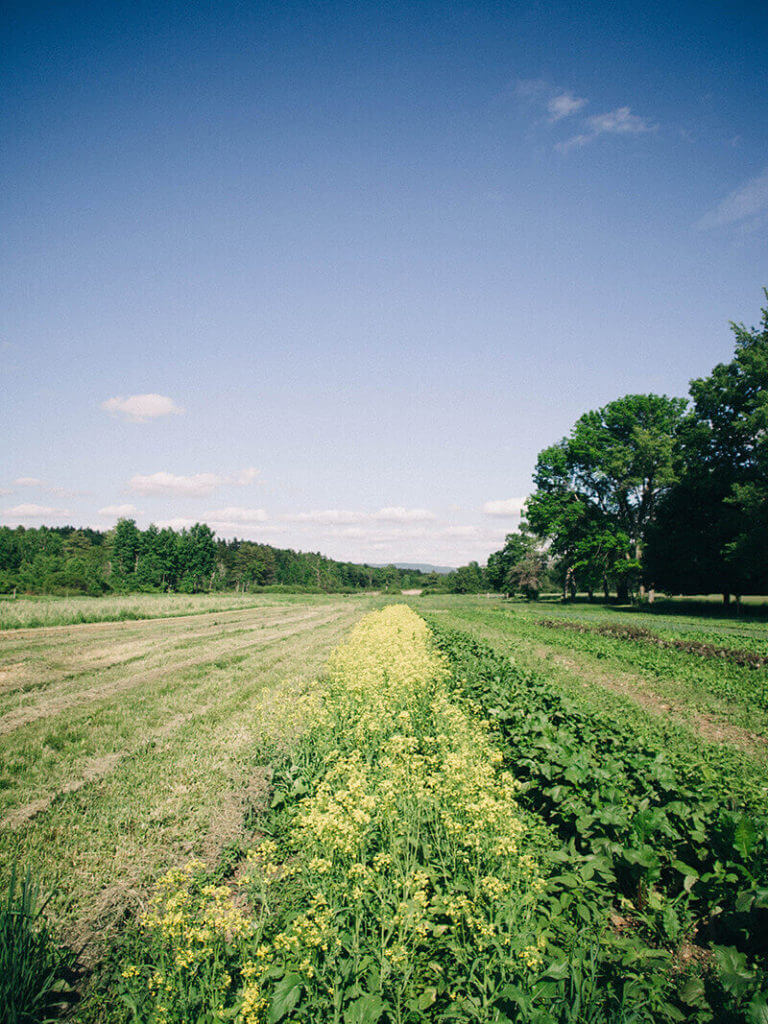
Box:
[373,507,436,522]
[516,80,587,121]
[588,107,654,135]
[698,166,768,230]
[3,503,71,518]
[14,477,43,487]
[98,504,139,517]
[205,507,268,524]
[101,393,184,423]
[128,467,259,498]
[130,472,223,497]
[516,80,654,152]
[558,106,655,151]
[154,517,198,531]
[548,91,586,121]
[438,525,479,538]
[153,515,284,538]
[232,467,259,485]
[482,497,527,517]
[514,78,551,101]
[286,509,364,524]
[283,507,436,525]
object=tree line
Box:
[484,292,768,603]
[5,294,765,603]
[0,519,431,596]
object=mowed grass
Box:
[0,591,322,631]
[411,595,768,766]
[0,593,381,960]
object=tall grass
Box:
[0,592,294,630]
[1,865,74,1024]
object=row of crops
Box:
[83,606,766,1023]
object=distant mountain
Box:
[369,562,455,575]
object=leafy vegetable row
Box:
[428,620,768,1023]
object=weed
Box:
[0,864,75,1024]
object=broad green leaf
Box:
[747,993,768,1024]
[344,993,386,1024]
[268,973,303,1023]
[734,815,757,859]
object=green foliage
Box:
[0,523,429,598]
[0,865,75,1024]
[486,526,548,598]
[524,394,686,599]
[646,292,768,598]
[427,619,768,1022]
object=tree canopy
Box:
[525,393,686,599]
[488,291,768,603]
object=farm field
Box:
[412,595,768,764]
[2,593,767,1023]
[0,591,323,631]
[0,593,381,962]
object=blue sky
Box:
[2,0,767,565]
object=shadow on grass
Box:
[531,595,768,623]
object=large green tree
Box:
[645,294,768,600]
[526,393,687,600]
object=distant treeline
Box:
[483,291,768,603]
[0,520,434,596]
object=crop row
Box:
[427,620,768,1023]
[537,618,768,668]
[504,609,768,720]
[104,607,578,1023]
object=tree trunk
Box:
[617,580,629,603]
[603,578,609,602]
[723,591,730,605]
[587,587,594,602]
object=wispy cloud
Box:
[374,507,436,523]
[482,497,527,517]
[205,507,268,524]
[3,503,71,519]
[515,80,655,152]
[128,468,259,498]
[98,504,139,517]
[697,166,768,230]
[557,106,656,151]
[101,393,184,423]
[285,509,363,524]
[548,91,587,121]
[283,507,436,525]
[516,79,586,121]
[153,516,285,535]
[10,477,85,499]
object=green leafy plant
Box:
[427,619,768,1023]
[0,864,75,1024]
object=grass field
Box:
[0,591,326,631]
[0,593,380,963]
[2,592,767,1023]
